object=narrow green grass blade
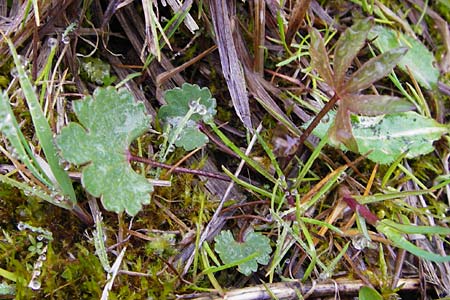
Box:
[0,93,51,186]
[0,267,17,282]
[0,174,71,210]
[256,133,285,186]
[296,220,317,281]
[202,252,260,275]
[266,218,295,281]
[292,134,328,189]
[200,246,223,293]
[209,122,276,184]
[6,37,77,203]
[299,217,343,235]
[382,219,450,235]
[377,220,450,262]
[319,242,350,279]
[222,167,274,198]
[37,39,58,106]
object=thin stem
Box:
[129,154,230,182]
[297,93,340,149]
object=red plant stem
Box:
[342,194,379,226]
[297,93,340,149]
[129,154,231,182]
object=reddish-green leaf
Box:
[343,47,408,94]
[333,19,373,90]
[329,104,358,152]
[309,28,334,87]
[346,95,414,116]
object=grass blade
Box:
[6,36,77,203]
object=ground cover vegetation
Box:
[1,0,450,299]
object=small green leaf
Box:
[333,19,373,89]
[308,111,447,164]
[359,286,383,300]
[369,26,439,89]
[214,230,272,276]
[79,57,115,86]
[343,47,408,94]
[309,28,334,87]
[174,127,208,150]
[158,83,216,151]
[56,87,153,215]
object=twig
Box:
[180,278,421,300]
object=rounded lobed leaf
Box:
[159,83,216,123]
[56,87,153,215]
[158,83,217,151]
[214,230,272,276]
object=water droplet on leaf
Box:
[28,279,41,290]
[47,38,58,48]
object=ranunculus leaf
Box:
[343,47,408,94]
[214,230,272,276]
[309,28,334,87]
[158,83,216,151]
[56,87,153,215]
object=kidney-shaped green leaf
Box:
[56,87,153,215]
[214,230,272,276]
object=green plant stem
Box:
[160,105,196,163]
[128,154,230,181]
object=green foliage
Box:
[0,282,15,296]
[3,37,78,204]
[79,57,116,86]
[376,219,450,262]
[359,286,383,300]
[214,230,271,276]
[56,87,153,215]
[369,26,439,89]
[56,245,104,298]
[158,83,216,152]
[309,18,412,151]
[309,111,448,164]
